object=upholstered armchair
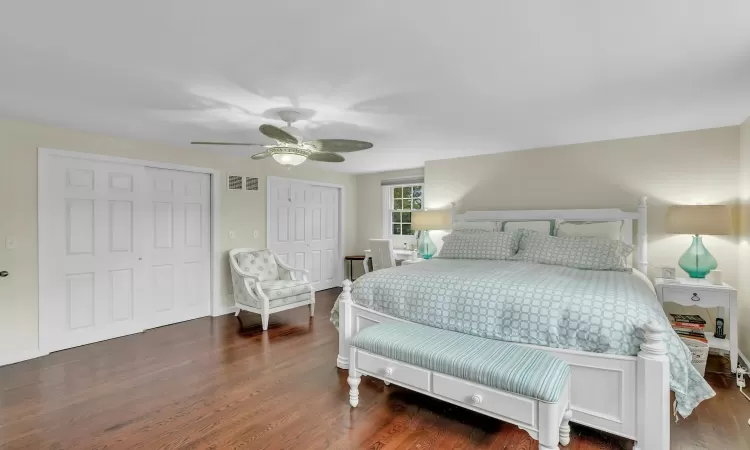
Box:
[229,248,314,330]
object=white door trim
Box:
[37,148,223,354]
[266,175,345,289]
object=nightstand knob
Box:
[691,293,700,302]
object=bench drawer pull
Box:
[384,367,394,377]
[470,394,483,405]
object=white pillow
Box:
[453,221,497,232]
[502,220,553,235]
[556,221,623,241]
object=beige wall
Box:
[0,119,357,358]
[739,117,750,358]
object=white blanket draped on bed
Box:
[331,259,715,417]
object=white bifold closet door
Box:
[39,156,211,352]
[269,179,339,291]
[142,168,211,329]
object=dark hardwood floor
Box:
[1,288,749,449]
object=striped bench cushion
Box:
[351,323,570,403]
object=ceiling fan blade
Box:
[259,124,298,144]
[308,152,345,163]
[306,139,373,152]
[191,141,265,146]
[250,151,273,160]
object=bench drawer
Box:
[432,373,537,428]
[356,351,430,391]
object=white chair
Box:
[368,239,396,272]
[229,248,314,330]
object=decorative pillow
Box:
[556,220,623,241]
[437,230,520,260]
[502,220,555,235]
[512,230,633,271]
[237,250,279,281]
[453,221,497,232]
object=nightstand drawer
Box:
[662,286,729,307]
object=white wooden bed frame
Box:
[336,197,671,450]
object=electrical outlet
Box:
[737,367,747,388]
[5,236,16,249]
[229,230,236,239]
[253,230,259,239]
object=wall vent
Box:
[245,177,258,191]
[227,175,243,191]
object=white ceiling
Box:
[1,1,749,173]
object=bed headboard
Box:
[451,196,648,274]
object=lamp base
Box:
[678,235,717,279]
[417,231,437,259]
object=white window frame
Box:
[381,183,424,238]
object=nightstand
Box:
[655,277,739,372]
[401,258,425,266]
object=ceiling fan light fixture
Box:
[268,146,311,167]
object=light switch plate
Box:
[229,230,236,239]
[5,236,16,249]
[253,230,259,239]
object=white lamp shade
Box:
[665,205,732,235]
[411,209,451,230]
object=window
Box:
[387,183,423,236]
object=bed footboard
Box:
[336,279,670,448]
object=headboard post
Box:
[637,196,648,274]
[450,202,456,224]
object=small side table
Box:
[655,277,739,372]
[344,255,366,280]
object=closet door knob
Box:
[0,271,8,277]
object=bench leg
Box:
[559,408,572,446]
[348,372,361,407]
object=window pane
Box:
[392,224,402,235]
[393,187,402,199]
[394,199,402,209]
[413,186,422,198]
[402,212,411,223]
[403,186,412,198]
[402,224,412,235]
[413,198,422,210]
[392,211,401,223]
[402,199,412,210]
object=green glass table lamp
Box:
[665,204,732,278]
[411,209,451,259]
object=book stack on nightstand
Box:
[670,314,707,343]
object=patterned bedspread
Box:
[331,259,715,417]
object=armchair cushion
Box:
[260,279,311,299]
[237,249,279,281]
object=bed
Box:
[334,198,714,449]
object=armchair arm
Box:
[274,254,309,281]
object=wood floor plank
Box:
[1,288,749,449]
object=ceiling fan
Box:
[191,109,373,167]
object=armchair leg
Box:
[309,302,315,317]
[261,311,269,330]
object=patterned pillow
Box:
[237,249,279,281]
[512,230,633,271]
[437,231,520,260]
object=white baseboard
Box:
[739,350,750,370]
[0,348,49,367]
[212,296,238,317]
